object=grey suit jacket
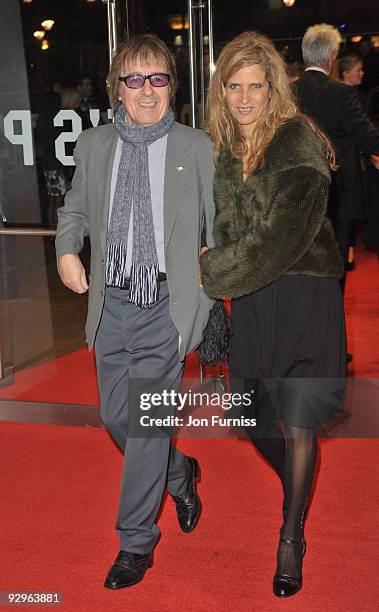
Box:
[55,121,215,360]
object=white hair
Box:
[302,23,342,67]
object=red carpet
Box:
[0,242,378,406]
[344,247,379,377]
[0,340,222,405]
[1,423,378,611]
[1,244,379,609]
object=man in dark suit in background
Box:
[293,23,379,293]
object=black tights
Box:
[248,421,286,487]
[249,422,317,577]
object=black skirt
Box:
[229,275,347,428]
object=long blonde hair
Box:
[207,31,335,173]
[60,86,80,110]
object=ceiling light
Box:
[282,0,296,6]
[351,36,362,43]
[33,31,45,40]
[41,20,55,31]
[169,15,190,31]
[41,40,49,51]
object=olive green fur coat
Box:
[200,117,344,299]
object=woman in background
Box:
[36,90,67,227]
[201,32,346,598]
[59,86,81,188]
[338,51,365,89]
[338,51,367,269]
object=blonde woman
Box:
[60,86,81,111]
[338,51,365,87]
[200,32,346,598]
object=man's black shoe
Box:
[104,550,153,589]
[172,456,201,533]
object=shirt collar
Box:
[305,66,329,76]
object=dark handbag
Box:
[198,300,231,366]
[198,215,231,366]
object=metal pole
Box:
[198,3,205,126]
[188,0,197,128]
[0,205,11,381]
[110,0,117,50]
[208,0,215,78]
[105,0,117,66]
[124,0,130,39]
[0,229,56,236]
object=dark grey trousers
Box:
[95,281,190,553]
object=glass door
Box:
[0,0,111,424]
[118,0,214,128]
[0,0,219,424]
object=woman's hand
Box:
[199,247,209,288]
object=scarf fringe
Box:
[129,261,160,308]
[105,243,129,287]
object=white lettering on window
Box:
[89,109,100,127]
[4,110,34,165]
[54,110,82,166]
[3,109,114,166]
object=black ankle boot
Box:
[273,537,306,598]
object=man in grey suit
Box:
[56,34,215,589]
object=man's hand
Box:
[58,254,89,294]
[370,154,379,170]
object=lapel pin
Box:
[176,165,185,172]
